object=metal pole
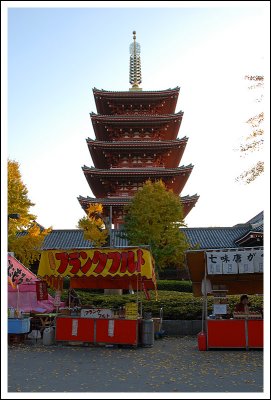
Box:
[109,206,113,247]
[204,252,208,335]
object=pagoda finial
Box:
[129,30,142,91]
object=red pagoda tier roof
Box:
[82,165,193,198]
[90,112,184,141]
[78,194,199,219]
[93,87,180,115]
[86,137,188,169]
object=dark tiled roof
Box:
[78,194,199,204]
[82,165,193,174]
[40,227,249,251]
[252,224,263,232]
[93,87,180,94]
[90,112,183,119]
[246,211,263,225]
[182,227,251,249]
[41,229,128,250]
[40,212,264,251]
[86,138,188,148]
[41,230,91,249]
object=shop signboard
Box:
[206,248,263,275]
[38,248,155,280]
[53,290,62,307]
[80,308,114,319]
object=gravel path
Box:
[7,335,264,394]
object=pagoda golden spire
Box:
[129,31,142,91]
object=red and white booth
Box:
[37,246,157,346]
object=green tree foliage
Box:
[123,180,189,274]
[236,75,264,184]
[77,203,109,247]
[8,159,51,267]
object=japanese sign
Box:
[38,248,155,280]
[53,290,62,307]
[36,281,48,301]
[206,248,263,275]
[8,254,36,286]
[125,303,138,320]
[80,308,114,319]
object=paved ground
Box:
[7,336,264,394]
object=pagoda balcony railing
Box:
[110,163,166,169]
[108,193,130,198]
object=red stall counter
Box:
[207,319,246,349]
[207,319,263,349]
[55,316,139,346]
[56,317,95,342]
[247,319,263,348]
[96,319,138,346]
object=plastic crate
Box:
[8,318,31,334]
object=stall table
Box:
[8,317,31,344]
[207,318,263,349]
[34,313,58,333]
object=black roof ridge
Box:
[48,229,84,232]
[245,210,263,224]
[82,164,193,171]
[89,112,184,118]
[182,226,249,230]
[92,87,180,93]
[86,137,188,143]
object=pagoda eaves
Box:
[78,193,199,221]
[82,165,193,198]
[90,112,184,142]
[86,137,188,169]
[93,87,180,115]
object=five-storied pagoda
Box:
[78,31,199,229]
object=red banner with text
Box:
[36,281,48,301]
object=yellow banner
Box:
[38,247,155,280]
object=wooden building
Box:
[78,31,199,228]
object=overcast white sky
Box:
[3,1,270,230]
[1,3,271,398]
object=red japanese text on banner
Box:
[36,281,48,301]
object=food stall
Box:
[37,246,157,347]
[8,253,63,343]
[185,246,263,350]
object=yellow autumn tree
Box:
[123,180,189,274]
[8,159,51,267]
[77,203,109,247]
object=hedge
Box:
[62,278,192,292]
[57,289,263,320]
[156,280,192,292]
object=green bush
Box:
[56,290,263,320]
[156,280,192,292]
